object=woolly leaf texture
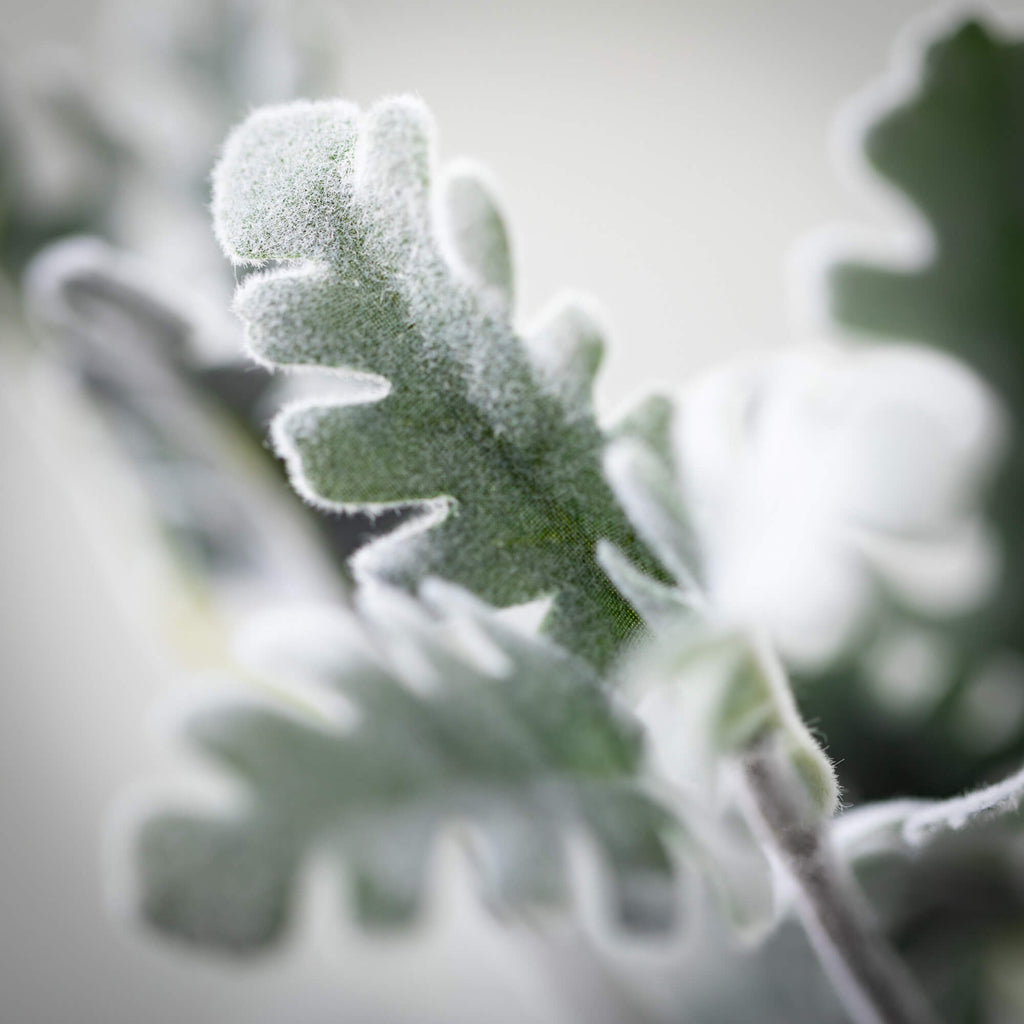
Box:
[131,583,677,950]
[211,97,665,669]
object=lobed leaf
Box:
[128,584,679,950]
[801,17,1024,802]
[212,97,665,668]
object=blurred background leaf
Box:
[131,583,679,949]
[800,18,1024,805]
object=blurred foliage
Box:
[212,97,665,670]
[0,59,126,279]
[799,19,1024,805]
[23,237,393,601]
[135,583,678,949]
[0,0,344,289]
[771,18,1024,1022]
[4,5,1024,1023]
[3,3,404,615]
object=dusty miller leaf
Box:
[0,63,123,279]
[802,17,1024,802]
[899,762,1024,844]
[833,794,1024,1021]
[129,583,678,951]
[833,762,1024,850]
[23,236,379,595]
[598,395,838,817]
[211,97,665,669]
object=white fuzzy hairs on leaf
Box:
[211,93,665,668]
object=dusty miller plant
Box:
[12,8,1024,1024]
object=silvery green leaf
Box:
[212,96,666,668]
[127,584,679,951]
[22,237,377,603]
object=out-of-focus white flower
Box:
[603,343,1004,669]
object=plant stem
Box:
[741,738,941,1024]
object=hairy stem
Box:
[741,739,941,1024]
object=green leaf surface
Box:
[803,17,1024,802]
[212,97,664,669]
[129,583,678,951]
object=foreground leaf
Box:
[211,97,665,668]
